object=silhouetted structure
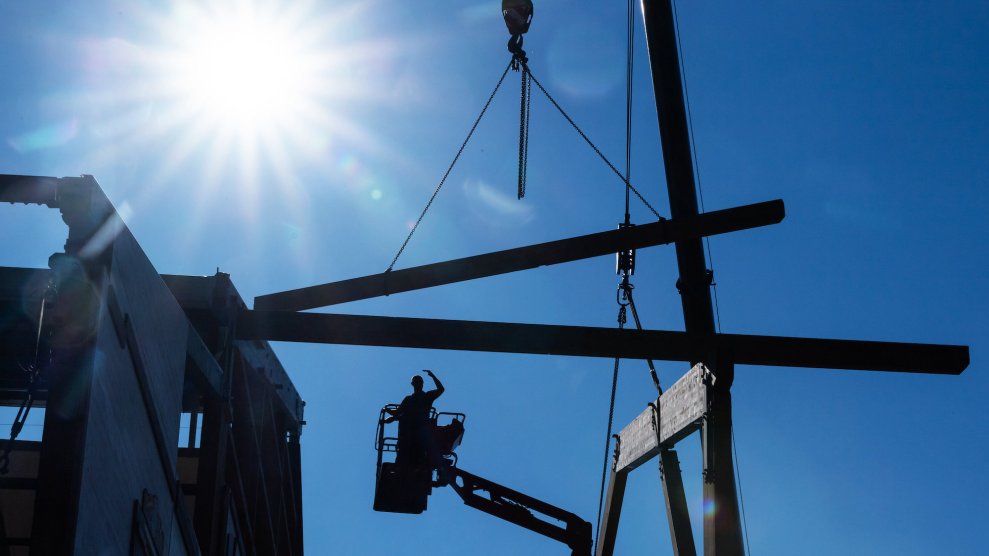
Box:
[247,2,969,555]
[0,3,973,554]
[0,174,305,555]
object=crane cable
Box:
[523,66,662,221]
[593,1,644,551]
[593,302,625,555]
[386,53,665,271]
[386,59,514,273]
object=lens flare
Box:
[7,119,79,153]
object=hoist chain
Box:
[1,278,55,475]
[516,62,531,199]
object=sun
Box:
[133,0,384,250]
[101,0,417,250]
[164,5,320,134]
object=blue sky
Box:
[1,0,987,554]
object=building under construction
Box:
[0,2,974,555]
[0,174,305,555]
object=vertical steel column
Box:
[288,430,304,555]
[639,0,715,334]
[639,0,743,553]
[194,392,231,554]
[594,469,628,556]
[701,360,743,555]
[660,449,696,555]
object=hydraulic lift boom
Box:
[373,405,592,555]
[449,467,592,556]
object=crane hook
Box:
[503,0,533,60]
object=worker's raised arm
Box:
[425,369,444,397]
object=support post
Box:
[640,0,716,335]
[194,391,231,555]
[595,469,628,556]
[701,360,743,556]
[660,448,697,556]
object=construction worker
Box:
[384,370,444,467]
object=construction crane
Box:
[373,405,592,556]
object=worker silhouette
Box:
[384,370,444,468]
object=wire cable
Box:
[524,66,664,221]
[624,0,635,222]
[386,59,514,272]
[732,427,753,555]
[594,7,644,548]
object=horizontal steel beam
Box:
[253,199,785,311]
[236,311,969,375]
[0,174,59,207]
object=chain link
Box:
[517,66,531,199]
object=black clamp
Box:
[611,433,622,471]
[675,269,714,295]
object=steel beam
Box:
[641,0,716,338]
[253,200,785,311]
[0,174,59,207]
[194,388,232,554]
[701,360,743,555]
[595,469,628,556]
[660,448,696,556]
[236,311,969,374]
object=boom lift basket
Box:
[373,404,465,514]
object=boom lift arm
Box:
[448,466,592,556]
[374,405,591,555]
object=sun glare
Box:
[170,9,317,132]
[111,0,413,250]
